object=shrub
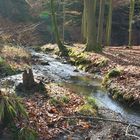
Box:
[16,127,38,140]
[0,57,15,76]
[0,91,28,126]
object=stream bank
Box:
[39,44,140,106]
[0,46,140,139]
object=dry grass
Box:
[0,45,31,71]
[1,45,30,59]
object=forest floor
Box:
[0,17,140,139]
[21,84,139,140]
[0,44,140,140]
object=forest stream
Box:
[0,48,140,126]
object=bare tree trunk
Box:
[85,0,102,52]
[106,0,113,46]
[128,0,135,48]
[81,0,87,42]
[97,0,105,47]
[50,0,68,56]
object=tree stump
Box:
[23,69,35,89]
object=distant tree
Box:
[97,0,105,47]
[50,0,68,56]
[81,0,87,42]
[128,0,135,47]
[106,0,113,46]
[84,0,102,52]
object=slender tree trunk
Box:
[62,0,65,44]
[81,0,87,42]
[50,0,68,56]
[106,0,113,46]
[128,0,135,48]
[97,0,105,47]
[85,0,102,52]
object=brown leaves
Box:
[20,84,89,139]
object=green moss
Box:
[107,86,134,103]
[78,96,98,116]
[67,119,77,126]
[107,68,121,78]
[49,96,70,106]
[68,49,91,69]
[49,97,61,106]
[102,68,122,87]
[111,89,122,100]
[86,97,98,110]
[61,96,70,104]
[94,57,108,67]
[0,57,5,65]
[78,104,97,116]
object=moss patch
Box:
[68,48,91,70]
[78,104,97,116]
[49,95,70,106]
[107,68,122,78]
[102,68,122,87]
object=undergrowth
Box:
[0,90,37,140]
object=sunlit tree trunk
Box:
[50,0,68,56]
[85,0,102,52]
[128,0,135,48]
[81,0,87,42]
[106,0,113,46]
[97,0,105,47]
[62,0,65,44]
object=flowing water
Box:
[0,49,140,125]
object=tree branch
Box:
[125,124,140,140]
[60,115,140,128]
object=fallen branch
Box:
[60,115,140,128]
[125,124,140,140]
